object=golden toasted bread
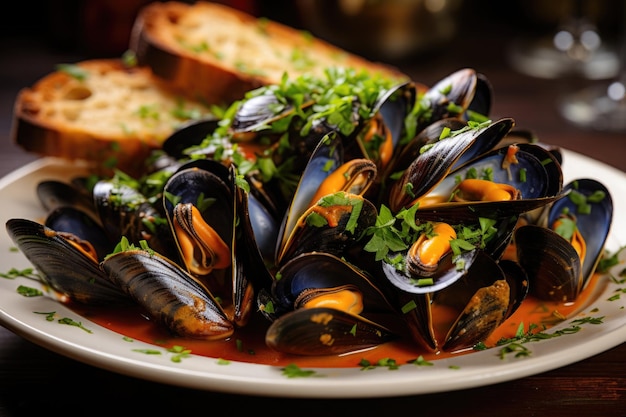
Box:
[12,59,213,175]
[129,1,408,104]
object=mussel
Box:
[260,252,399,355]
[274,132,378,265]
[5,218,129,305]
[102,249,234,340]
[162,158,256,327]
[405,142,564,222]
[515,178,613,302]
[395,250,528,352]
[387,118,515,213]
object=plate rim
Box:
[0,152,625,398]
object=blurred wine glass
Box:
[558,3,626,131]
[507,0,619,80]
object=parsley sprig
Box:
[493,317,605,359]
[186,68,398,202]
[0,267,41,281]
[361,204,498,271]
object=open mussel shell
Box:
[515,178,613,302]
[92,179,179,262]
[275,132,344,256]
[412,142,564,222]
[243,122,341,223]
[265,306,398,356]
[497,128,563,166]
[5,218,129,305]
[397,250,526,352]
[101,249,234,340]
[408,68,492,133]
[344,81,416,169]
[276,191,378,266]
[267,252,397,317]
[387,117,514,212]
[161,118,220,159]
[45,206,113,261]
[514,224,582,302]
[419,68,481,126]
[37,179,99,223]
[162,158,259,327]
[382,249,479,294]
[548,178,613,285]
[163,159,234,268]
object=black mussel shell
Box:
[515,224,582,302]
[373,81,417,150]
[93,179,178,261]
[276,192,378,265]
[163,159,233,243]
[419,68,479,126]
[37,180,99,223]
[230,92,299,135]
[398,250,518,352]
[5,218,129,305]
[102,249,234,340]
[382,249,479,294]
[385,118,468,179]
[163,158,261,327]
[388,118,514,212]
[45,206,113,261]
[265,306,397,356]
[412,142,563,222]
[276,132,344,256]
[465,73,492,118]
[162,118,220,159]
[516,178,613,302]
[547,178,613,285]
[269,252,397,315]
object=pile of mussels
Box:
[6,68,614,356]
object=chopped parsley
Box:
[56,63,89,81]
[17,285,43,297]
[493,317,605,359]
[361,203,496,271]
[0,267,40,281]
[281,363,318,378]
[359,357,400,370]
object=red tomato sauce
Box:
[69,272,604,369]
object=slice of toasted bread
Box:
[129,1,408,105]
[12,59,214,175]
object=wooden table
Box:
[1,6,625,415]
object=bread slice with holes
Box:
[129,1,408,104]
[12,59,214,175]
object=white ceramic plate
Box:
[0,153,625,398]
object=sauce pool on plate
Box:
[69,273,605,368]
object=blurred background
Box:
[2,0,622,61]
[2,1,623,61]
[1,0,625,165]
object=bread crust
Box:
[130,1,408,105]
[12,59,213,175]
